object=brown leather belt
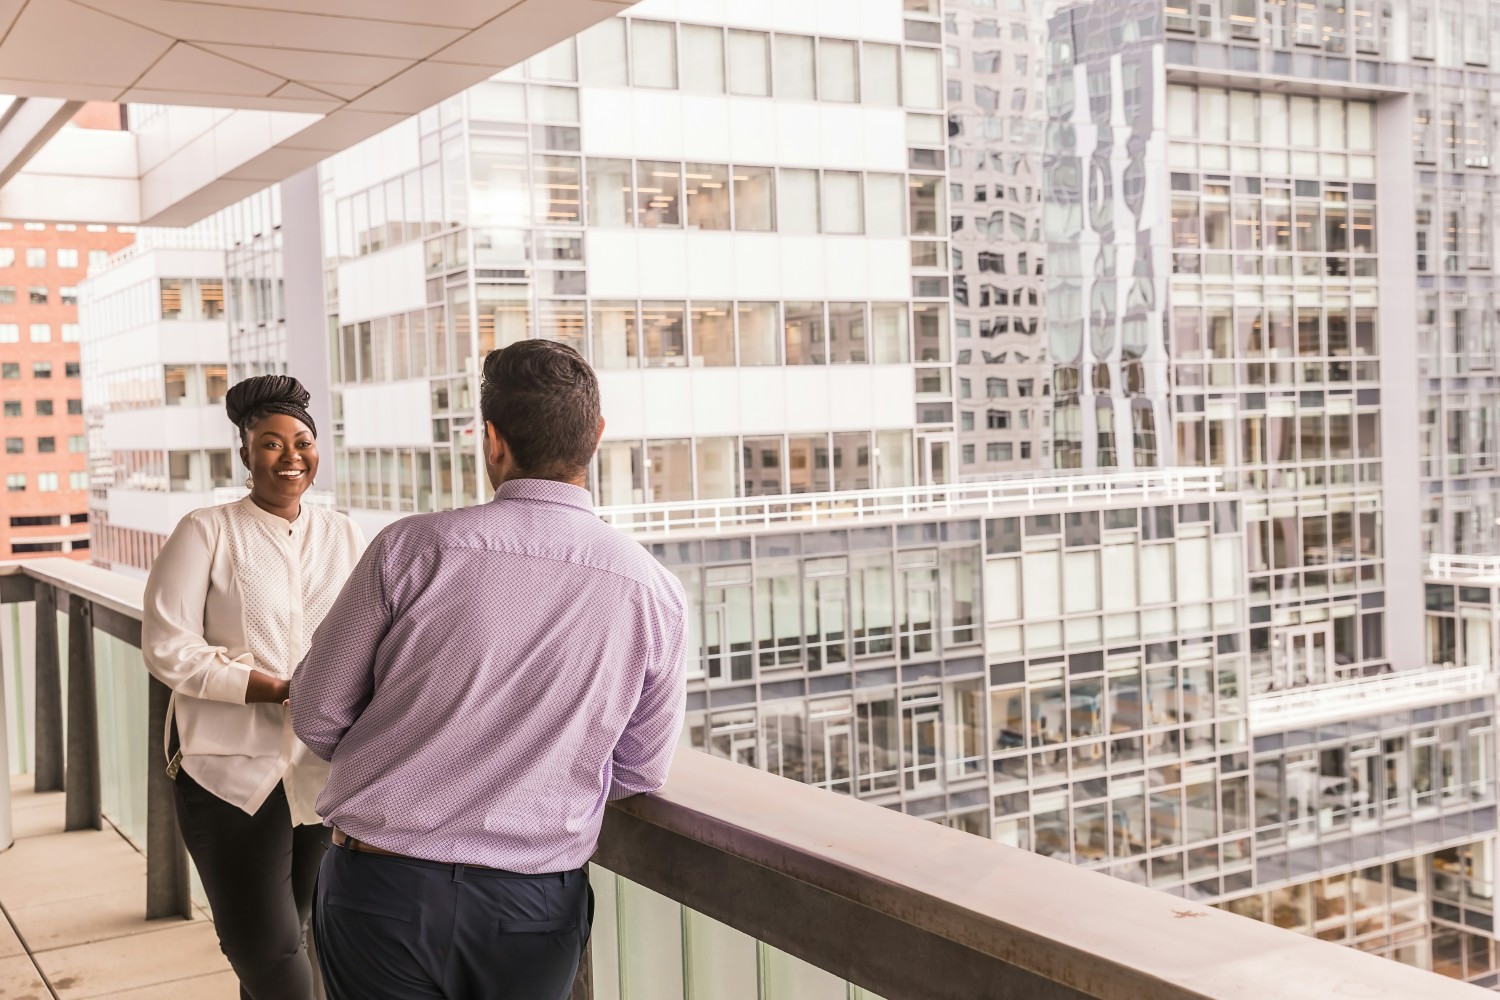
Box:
[331,826,509,872]
[331,826,409,859]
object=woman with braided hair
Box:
[141,374,364,999]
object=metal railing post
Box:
[33,584,63,794]
[146,676,192,919]
[64,598,101,831]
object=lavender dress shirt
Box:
[289,479,687,873]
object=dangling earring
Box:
[245,475,254,490]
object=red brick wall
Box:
[0,221,134,560]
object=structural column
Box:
[63,598,99,831]
[32,584,62,793]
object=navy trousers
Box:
[313,842,591,1000]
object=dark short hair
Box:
[479,340,600,481]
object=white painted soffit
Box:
[0,0,637,224]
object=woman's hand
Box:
[245,670,291,704]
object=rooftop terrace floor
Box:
[0,776,235,999]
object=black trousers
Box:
[172,769,329,1000]
[314,842,591,1000]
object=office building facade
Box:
[0,218,132,560]
[77,234,233,578]
[1044,0,1500,984]
[943,0,1052,478]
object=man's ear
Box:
[485,421,504,464]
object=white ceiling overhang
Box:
[0,0,636,224]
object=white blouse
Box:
[142,496,365,825]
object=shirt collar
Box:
[493,478,594,511]
[237,494,310,535]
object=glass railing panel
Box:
[0,600,35,774]
[93,628,149,847]
[589,866,885,1000]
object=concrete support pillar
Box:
[146,676,192,919]
[63,599,99,831]
[32,585,62,794]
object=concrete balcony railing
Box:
[598,468,1224,539]
[1249,664,1494,734]
[0,557,1491,1000]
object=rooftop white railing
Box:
[93,228,228,275]
[1428,553,1500,583]
[1250,664,1493,733]
[599,467,1224,538]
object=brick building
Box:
[0,104,134,559]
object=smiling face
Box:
[240,412,318,511]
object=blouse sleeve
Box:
[141,512,254,704]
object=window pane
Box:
[778,168,820,234]
[902,46,943,108]
[632,20,677,89]
[533,154,581,225]
[861,42,900,105]
[586,158,634,227]
[638,161,682,227]
[578,19,628,86]
[823,171,864,234]
[733,166,775,231]
[536,301,585,356]
[819,38,859,103]
[743,436,783,495]
[160,279,183,319]
[475,284,529,354]
[787,435,831,493]
[529,39,576,82]
[728,29,771,96]
[696,437,738,499]
[681,24,725,93]
[913,302,949,361]
[871,303,910,364]
[471,136,529,227]
[737,302,780,365]
[686,162,731,230]
[598,440,644,504]
[774,34,816,100]
[642,301,687,367]
[785,302,827,365]
[828,302,867,363]
[908,175,944,235]
[691,301,734,366]
[591,301,638,369]
[832,431,870,490]
[647,439,692,501]
[865,173,906,236]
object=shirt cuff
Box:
[210,659,254,705]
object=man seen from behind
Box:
[291,340,687,1000]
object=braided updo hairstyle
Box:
[224,375,317,443]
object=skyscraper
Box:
[1046,0,1497,982]
[945,0,1052,477]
